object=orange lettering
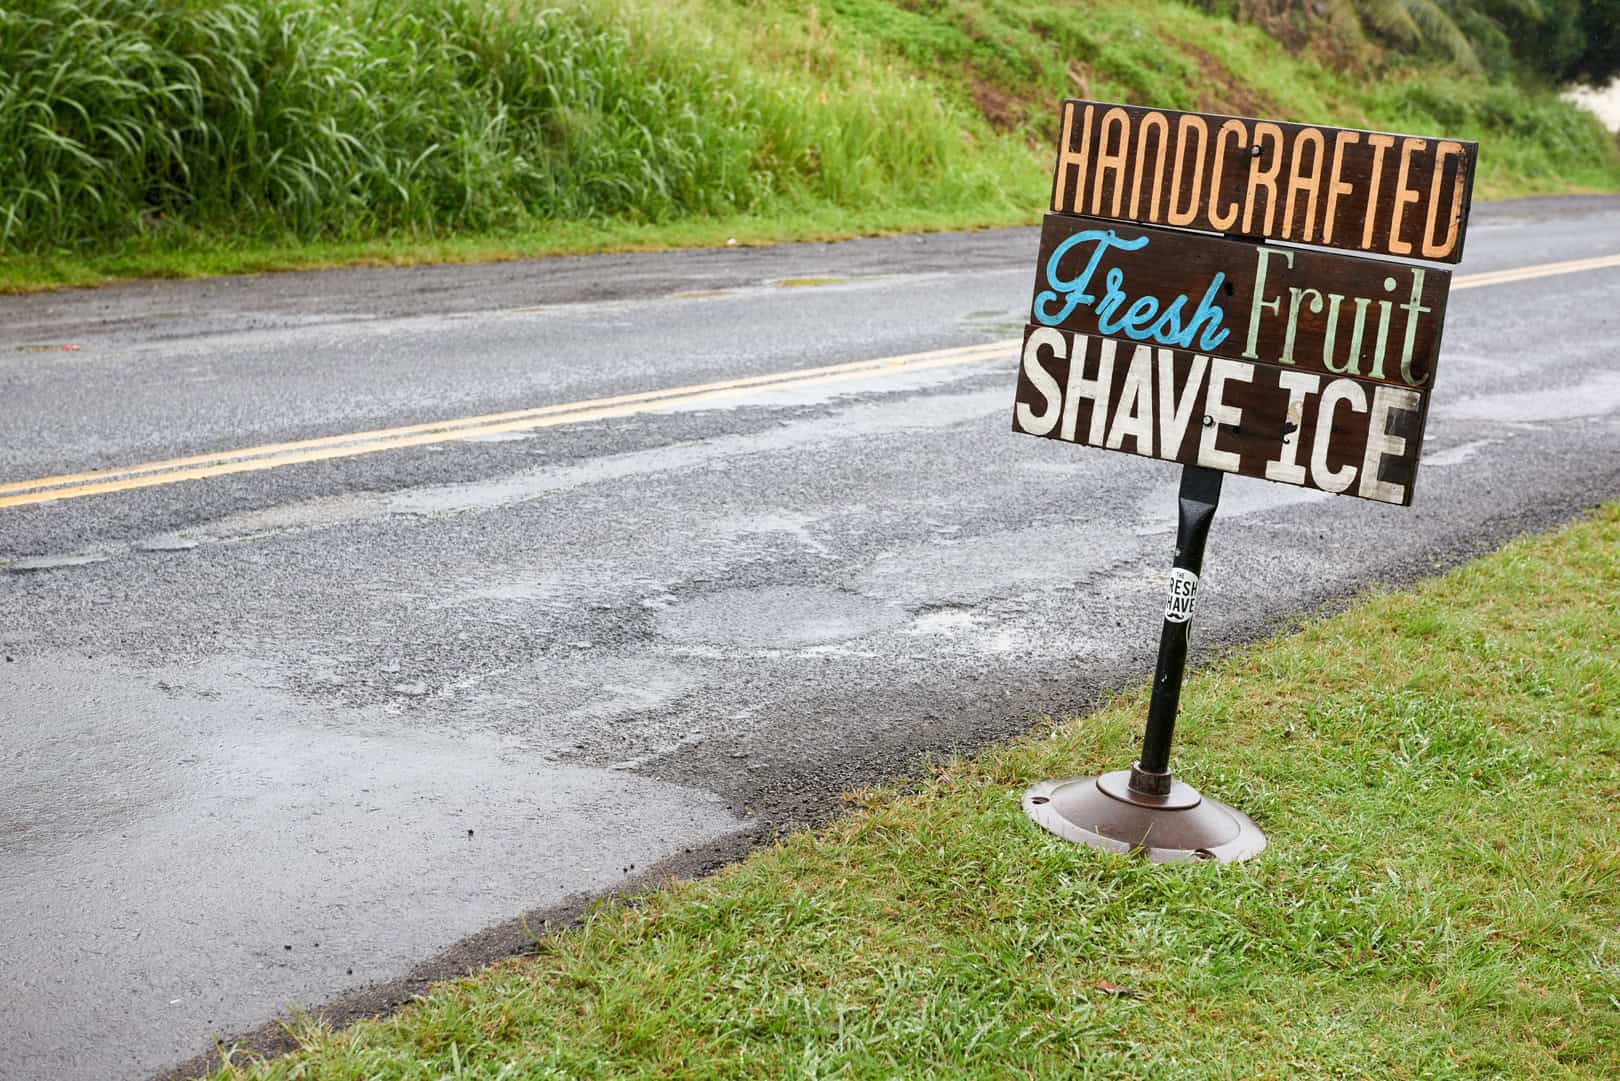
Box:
[1421,141,1465,259]
[1051,102,1094,214]
[1128,111,1171,222]
[1206,119,1246,231]
[1387,138,1426,255]
[1092,107,1131,218]
[1167,115,1210,227]
[1283,128,1325,241]
[1241,122,1284,236]
[1322,131,1361,244]
[1361,133,1396,250]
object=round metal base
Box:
[1023,770,1265,864]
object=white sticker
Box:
[1164,568,1200,623]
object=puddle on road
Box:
[773,276,847,288]
[460,431,533,444]
[1422,438,1499,468]
[198,491,391,538]
[905,605,980,634]
[463,652,705,733]
[433,573,577,611]
[1444,371,1620,423]
[859,520,1143,608]
[0,650,746,1081]
[136,535,201,552]
[656,585,906,649]
[6,553,109,573]
[957,305,1024,338]
[705,510,833,556]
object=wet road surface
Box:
[3,196,1620,1080]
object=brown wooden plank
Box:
[1031,213,1451,388]
[1010,324,1428,505]
[1049,100,1477,263]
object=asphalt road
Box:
[3,196,1619,1081]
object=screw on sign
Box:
[1015,100,1476,863]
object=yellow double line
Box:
[1451,250,1620,291]
[5,250,1618,510]
[0,339,1013,508]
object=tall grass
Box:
[0,0,1027,251]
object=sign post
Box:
[1017,100,1475,862]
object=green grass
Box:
[2,0,1618,292]
[212,506,1620,1079]
[0,202,1037,293]
[0,0,1029,241]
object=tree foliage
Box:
[1328,0,1620,84]
[1571,0,1620,82]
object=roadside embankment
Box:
[3,0,1618,291]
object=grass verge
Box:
[0,202,1037,294]
[214,504,1620,1079]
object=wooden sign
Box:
[1032,213,1452,388]
[1011,325,1425,505]
[1050,100,1478,262]
[1015,99,1474,506]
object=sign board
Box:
[1050,100,1478,262]
[1016,100,1475,505]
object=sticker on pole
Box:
[1165,568,1199,623]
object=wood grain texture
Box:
[1010,324,1428,505]
[1031,213,1452,387]
[1049,100,1477,263]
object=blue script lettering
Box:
[1033,230,1230,352]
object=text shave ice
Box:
[1012,326,1426,505]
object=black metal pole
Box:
[1129,464,1223,796]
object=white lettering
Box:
[1264,369,1321,484]
[1197,357,1252,471]
[1358,384,1422,503]
[1016,328,1066,436]
[1106,345,1156,453]
[1311,379,1367,493]
[1061,335,1117,444]
[1156,350,1206,460]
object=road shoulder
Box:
[202,504,1620,1080]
